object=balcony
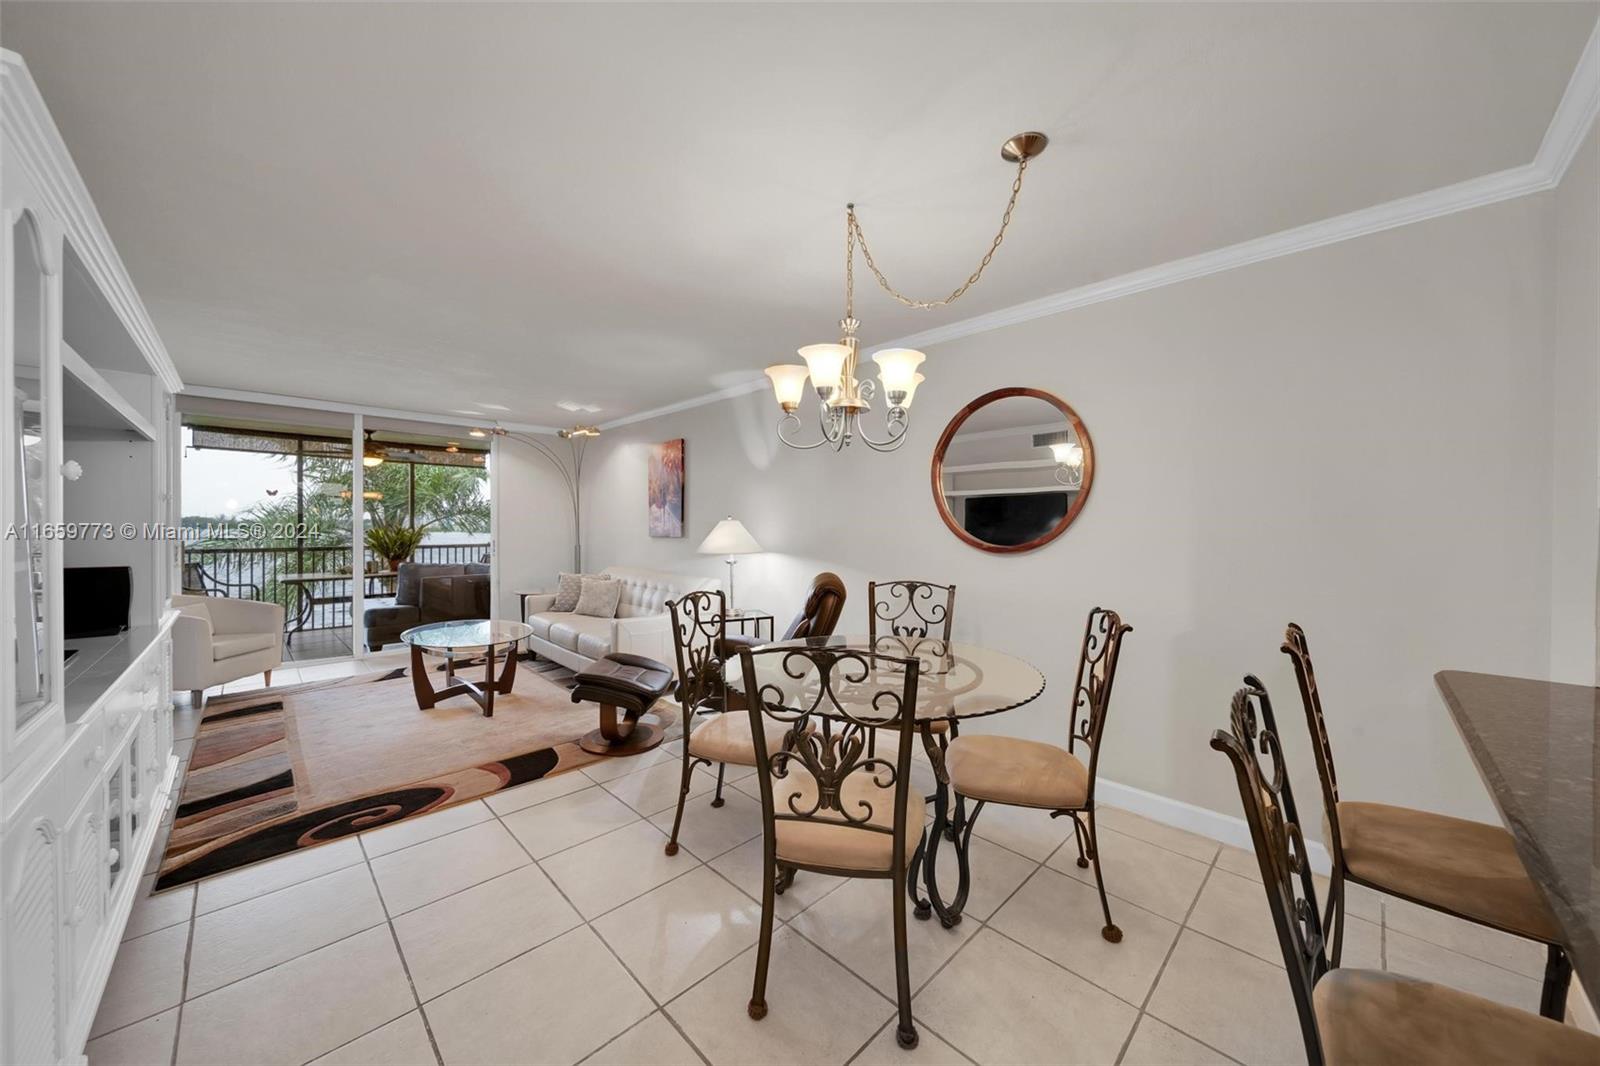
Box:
[181,541,491,661]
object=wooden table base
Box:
[410,642,518,717]
[579,703,665,756]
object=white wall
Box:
[1547,125,1600,685]
[491,434,582,621]
[578,177,1595,828]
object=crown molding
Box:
[600,376,770,430]
[180,384,562,435]
[603,13,1600,431]
[879,160,1556,355]
[1,50,184,394]
[1537,13,1600,183]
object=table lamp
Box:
[698,516,762,612]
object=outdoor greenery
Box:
[365,522,428,565]
[186,456,489,548]
[182,454,489,622]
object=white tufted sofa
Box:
[521,566,719,673]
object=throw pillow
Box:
[574,575,622,619]
[551,572,587,612]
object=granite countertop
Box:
[1434,670,1599,1010]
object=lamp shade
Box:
[897,372,925,408]
[1050,441,1083,467]
[797,343,849,393]
[764,364,810,409]
[698,516,763,556]
[872,348,925,393]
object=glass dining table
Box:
[727,633,1046,926]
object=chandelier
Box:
[1036,431,1085,487]
[764,132,1047,452]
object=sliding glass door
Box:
[178,408,491,665]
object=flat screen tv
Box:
[65,566,131,639]
[963,492,1071,547]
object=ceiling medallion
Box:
[764,131,1047,453]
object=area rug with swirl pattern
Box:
[153,656,678,890]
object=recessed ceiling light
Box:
[557,400,603,413]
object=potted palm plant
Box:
[365,522,428,573]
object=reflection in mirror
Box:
[932,388,1092,553]
[12,213,51,724]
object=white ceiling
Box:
[4,3,1594,426]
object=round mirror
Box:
[930,387,1094,554]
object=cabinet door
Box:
[2,815,64,1066]
[1,204,65,780]
[64,789,106,1003]
[105,762,128,896]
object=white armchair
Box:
[171,593,286,703]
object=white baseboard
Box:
[1097,776,1333,876]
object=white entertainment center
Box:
[2,49,184,1066]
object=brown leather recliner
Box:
[722,572,846,700]
[781,570,847,640]
[726,571,846,651]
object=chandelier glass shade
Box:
[763,132,1046,453]
[1052,441,1085,487]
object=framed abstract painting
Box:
[648,438,685,537]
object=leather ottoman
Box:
[570,652,674,756]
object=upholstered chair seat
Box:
[739,642,925,1049]
[947,607,1132,943]
[1311,969,1598,1065]
[771,767,926,873]
[1281,623,1572,1017]
[1337,801,1561,943]
[1212,683,1600,1066]
[946,735,1088,810]
[686,711,780,766]
[171,593,284,703]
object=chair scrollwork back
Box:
[1066,607,1132,786]
[737,645,921,860]
[868,581,955,648]
[1281,622,1340,824]
[666,590,728,716]
[1280,622,1351,950]
[1210,682,1329,1065]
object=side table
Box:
[727,609,775,642]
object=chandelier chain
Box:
[848,157,1028,311]
[846,206,855,321]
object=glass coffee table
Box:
[399,619,533,718]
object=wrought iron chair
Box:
[662,590,782,856]
[868,580,957,811]
[1281,623,1572,1018]
[1212,681,1598,1065]
[868,579,955,646]
[738,642,925,1049]
[181,560,262,600]
[943,606,1131,941]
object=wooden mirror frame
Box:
[930,386,1095,555]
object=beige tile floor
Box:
[94,667,1578,1066]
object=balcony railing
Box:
[182,542,490,632]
